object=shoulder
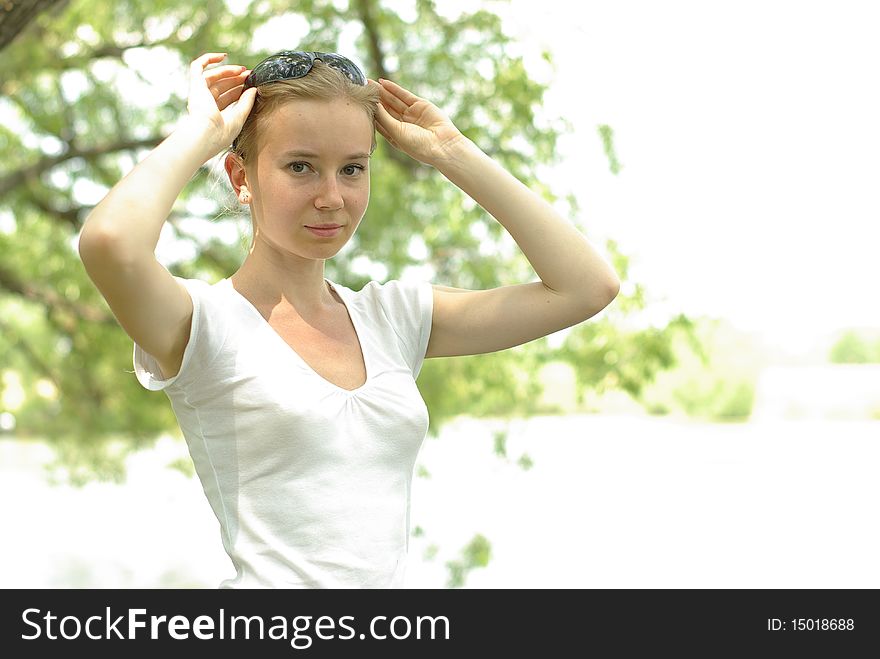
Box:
[173,275,234,305]
[346,278,432,312]
[171,275,237,333]
[171,274,221,295]
[359,278,413,296]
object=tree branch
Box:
[0,317,62,393]
[0,135,165,197]
[354,0,418,175]
[355,0,389,81]
[0,262,114,325]
[0,34,185,96]
[29,195,83,229]
[0,0,68,52]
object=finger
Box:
[374,121,398,148]
[377,91,405,123]
[377,84,408,116]
[190,54,228,99]
[222,86,257,122]
[204,65,248,84]
[378,78,421,105]
[380,100,404,123]
[374,112,392,134]
[191,53,227,74]
[193,52,227,64]
[375,105,407,151]
[374,101,400,132]
[216,82,248,109]
[208,69,251,98]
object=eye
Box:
[288,161,312,174]
[342,164,366,176]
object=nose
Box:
[314,175,344,211]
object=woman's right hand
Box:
[185,52,256,153]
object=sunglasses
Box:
[243,50,367,89]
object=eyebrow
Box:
[280,150,371,160]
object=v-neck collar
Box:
[220,277,371,396]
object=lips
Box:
[305,225,344,237]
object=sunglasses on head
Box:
[243,50,367,89]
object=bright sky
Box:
[498,0,880,354]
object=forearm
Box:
[79,117,220,260]
[433,137,620,300]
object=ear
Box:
[224,151,250,198]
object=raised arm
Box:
[372,78,620,359]
[78,53,255,377]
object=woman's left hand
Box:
[371,78,467,166]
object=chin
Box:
[302,242,347,258]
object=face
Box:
[232,97,373,262]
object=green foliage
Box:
[493,429,507,458]
[829,329,880,364]
[417,339,557,435]
[488,426,533,470]
[445,533,491,588]
[671,375,755,422]
[597,124,623,175]
[635,317,770,422]
[0,0,693,491]
[166,456,196,479]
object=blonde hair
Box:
[228,59,380,164]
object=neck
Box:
[230,243,337,315]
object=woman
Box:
[78,50,620,588]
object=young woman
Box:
[78,50,620,588]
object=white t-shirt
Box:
[132,276,434,588]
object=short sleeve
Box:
[132,276,225,391]
[377,279,434,379]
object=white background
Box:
[4,413,880,588]
[500,0,880,354]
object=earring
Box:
[240,191,250,203]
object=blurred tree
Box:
[0,0,698,489]
[829,330,880,364]
[0,0,68,51]
[634,316,767,423]
[445,533,491,588]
